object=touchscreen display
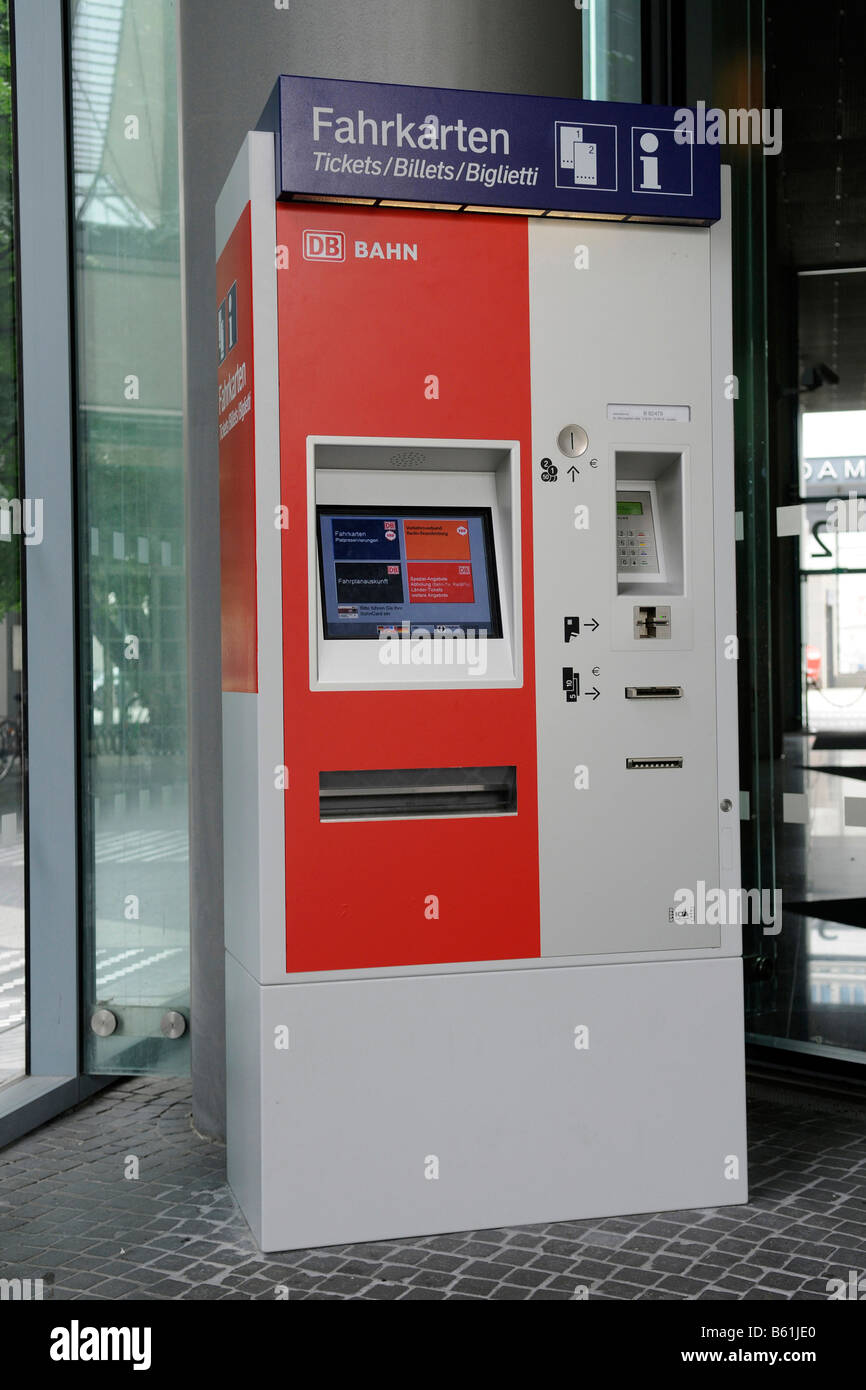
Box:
[317,507,503,640]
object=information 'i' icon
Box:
[638,131,661,190]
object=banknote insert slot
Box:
[625,685,683,699]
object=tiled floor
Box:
[0,1075,864,1299]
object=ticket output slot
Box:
[319,765,517,820]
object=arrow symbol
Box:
[567,466,579,481]
[584,618,599,632]
[584,686,600,700]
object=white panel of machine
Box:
[216,132,287,984]
[226,939,264,1242]
[231,952,747,1251]
[528,215,736,958]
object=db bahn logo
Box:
[302,229,419,263]
[303,230,346,261]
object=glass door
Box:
[69,0,189,1072]
[749,404,866,1061]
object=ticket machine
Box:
[217,76,746,1251]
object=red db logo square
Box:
[303,230,345,262]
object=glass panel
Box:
[0,0,25,1088]
[691,0,784,1062]
[69,0,189,1072]
[749,404,866,1061]
[582,0,642,102]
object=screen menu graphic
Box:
[318,509,501,639]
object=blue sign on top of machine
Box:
[260,74,721,223]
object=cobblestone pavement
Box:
[0,1077,864,1300]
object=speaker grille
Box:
[388,449,426,469]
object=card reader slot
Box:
[625,686,683,700]
[319,766,517,820]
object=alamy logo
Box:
[674,102,783,156]
[49,1320,152,1371]
[671,881,781,934]
[0,497,42,545]
[0,1276,46,1299]
[303,230,346,261]
[826,1269,866,1300]
[378,625,488,676]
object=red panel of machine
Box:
[217,203,258,693]
[276,204,539,971]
